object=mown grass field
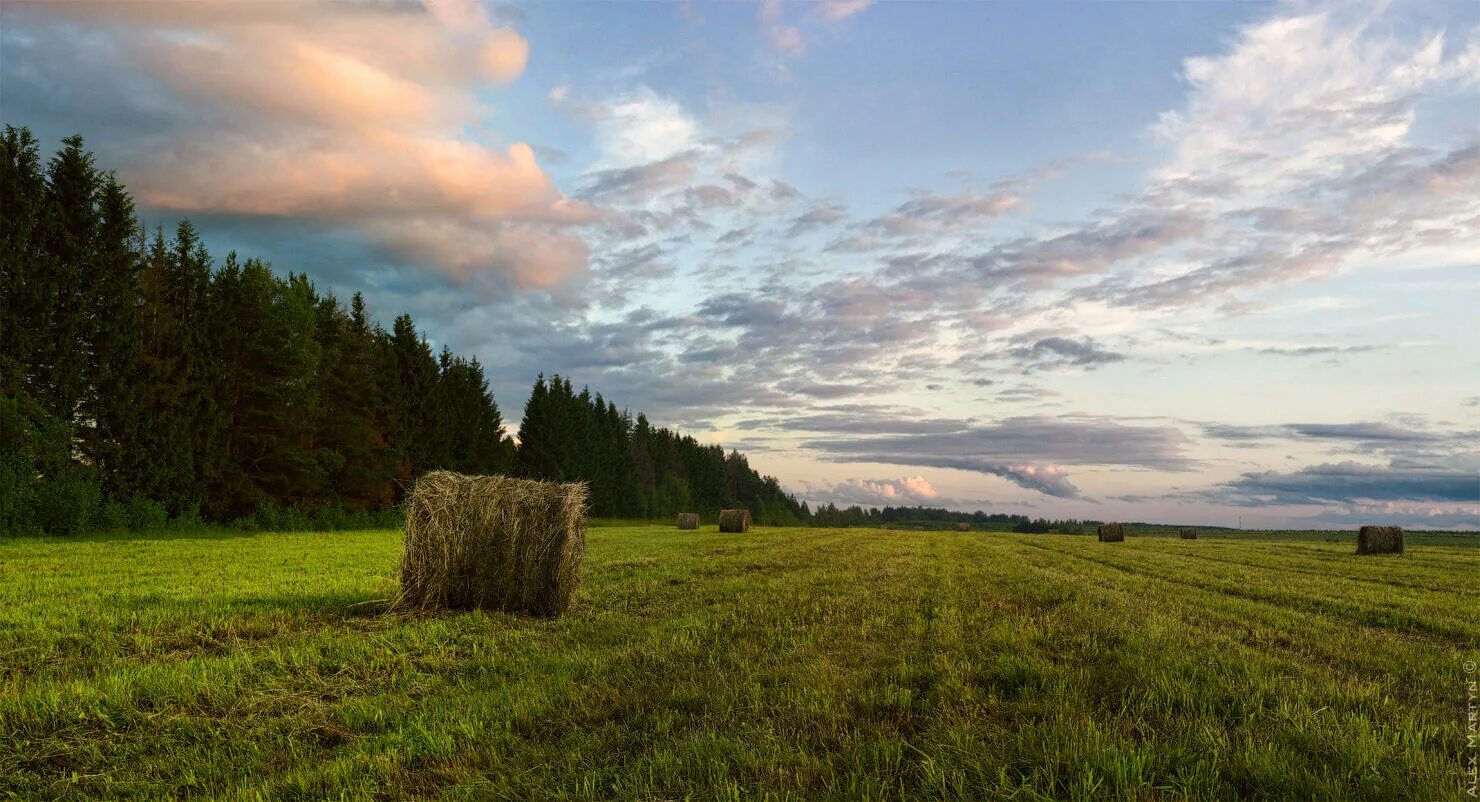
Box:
[1,525,1476,800]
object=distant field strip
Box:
[1,527,1475,800]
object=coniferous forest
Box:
[0,128,810,533]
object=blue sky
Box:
[3,0,1477,528]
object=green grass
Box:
[1,526,1476,800]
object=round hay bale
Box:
[1179,527,1198,539]
[1356,525,1404,555]
[955,522,971,531]
[1097,522,1125,542]
[718,509,751,533]
[394,471,587,617]
[676,513,700,530]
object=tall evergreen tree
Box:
[207,259,323,517]
[86,175,144,499]
[313,292,395,510]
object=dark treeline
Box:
[810,504,1090,532]
[513,376,809,525]
[0,128,805,533]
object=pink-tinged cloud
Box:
[759,0,806,58]
[817,0,873,23]
[19,0,584,292]
[479,28,530,83]
[820,476,943,506]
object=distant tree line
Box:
[513,375,809,525]
[809,504,1090,532]
[0,128,806,533]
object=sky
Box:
[3,0,1478,529]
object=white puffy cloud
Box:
[594,87,701,168]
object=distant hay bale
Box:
[955,522,971,531]
[718,509,751,533]
[1179,527,1198,539]
[1356,525,1404,555]
[1097,522,1125,542]
[676,513,699,530]
[394,471,587,618]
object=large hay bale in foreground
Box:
[955,522,971,531]
[395,471,587,617]
[1356,525,1404,555]
[1179,527,1198,539]
[1097,523,1125,542]
[676,513,699,530]
[718,509,751,533]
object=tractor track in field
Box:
[998,542,1468,706]
[1193,540,1480,573]
[1126,548,1469,595]
[1036,540,1464,611]
[1010,539,1474,649]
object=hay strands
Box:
[718,509,751,533]
[1356,525,1404,555]
[394,471,587,618]
[1097,522,1125,542]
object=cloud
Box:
[1009,336,1126,370]
[582,153,697,201]
[760,0,806,58]
[787,201,848,237]
[760,0,872,62]
[976,210,1206,288]
[1151,10,1478,203]
[1093,8,1480,308]
[593,87,701,168]
[1298,503,1480,531]
[767,24,806,58]
[865,190,1020,239]
[1199,420,1452,448]
[790,415,1191,497]
[817,0,873,23]
[818,475,942,506]
[1288,423,1443,443]
[970,463,1078,498]
[5,0,589,293]
[1255,344,1384,357]
[1214,460,1479,506]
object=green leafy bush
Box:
[125,498,170,531]
[33,468,104,535]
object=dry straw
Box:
[1180,527,1198,539]
[394,471,587,617]
[1356,525,1404,555]
[1098,522,1125,542]
[955,522,971,531]
[718,509,751,533]
[676,513,700,530]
